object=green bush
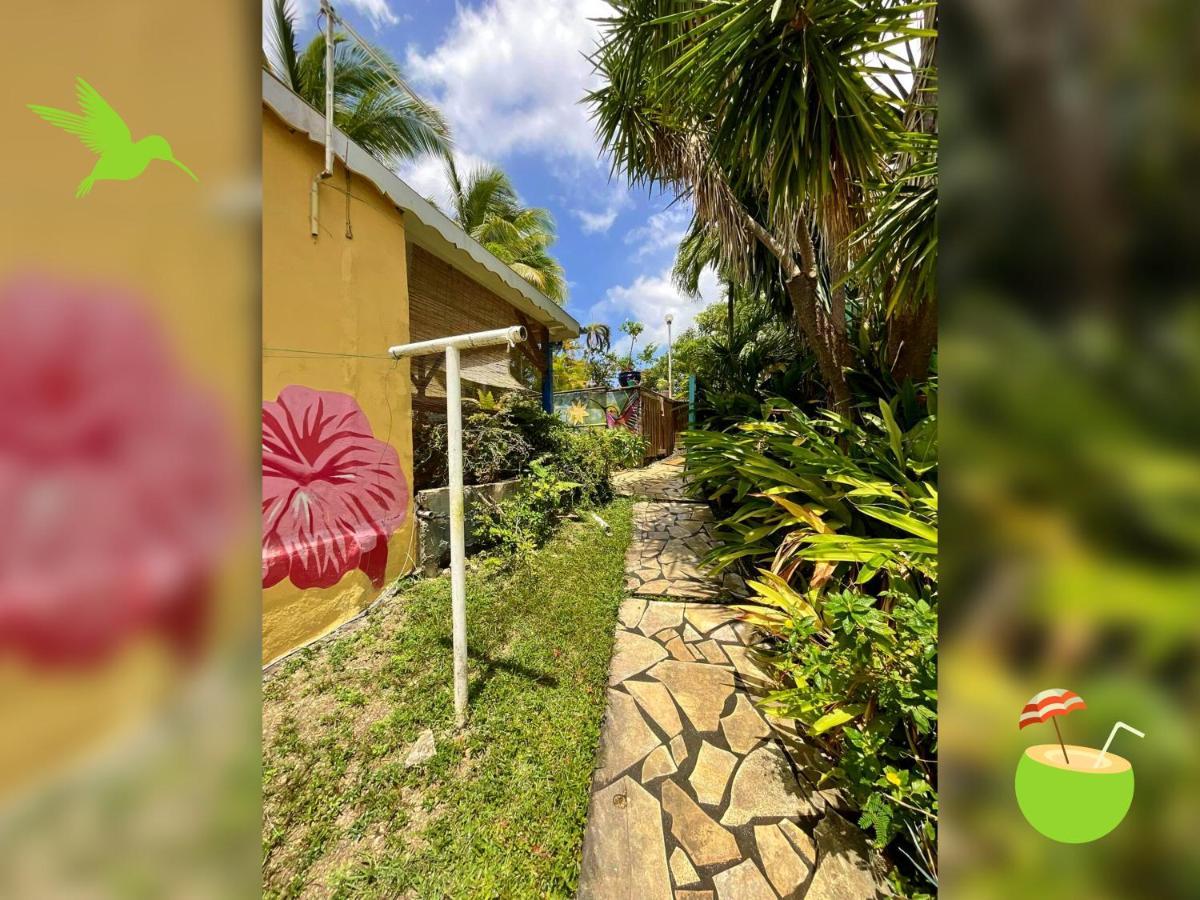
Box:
[413,391,566,489]
[416,389,646,558]
[481,426,646,559]
[685,391,937,894]
[478,459,581,559]
[685,394,936,583]
[551,426,644,505]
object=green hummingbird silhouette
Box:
[28,77,198,198]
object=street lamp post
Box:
[665,313,674,399]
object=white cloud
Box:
[405,0,613,163]
[568,177,631,235]
[344,0,399,28]
[624,206,691,259]
[574,208,619,234]
[591,264,721,352]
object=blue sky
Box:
[274,0,720,353]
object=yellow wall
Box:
[262,108,416,666]
[0,1,259,794]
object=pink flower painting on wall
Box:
[262,386,409,591]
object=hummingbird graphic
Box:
[28,77,198,198]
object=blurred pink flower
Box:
[262,386,408,591]
[0,275,237,667]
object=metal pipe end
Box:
[505,325,527,351]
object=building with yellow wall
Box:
[262,73,578,667]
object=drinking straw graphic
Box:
[1092,721,1145,768]
[1019,688,1086,765]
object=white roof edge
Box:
[262,71,580,341]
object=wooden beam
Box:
[411,356,444,394]
[512,312,547,372]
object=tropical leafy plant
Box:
[686,392,937,586]
[552,342,591,390]
[264,0,451,164]
[619,319,644,365]
[685,391,937,892]
[669,284,823,424]
[766,582,937,894]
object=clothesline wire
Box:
[262,346,399,361]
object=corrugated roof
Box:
[262,71,580,341]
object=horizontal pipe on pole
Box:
[388,325,526,359]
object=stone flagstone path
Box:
[580,455,884,899]
[617,453,747,600]
[578,600,886,899]
[624,502,747,600]
[613,452,690,501]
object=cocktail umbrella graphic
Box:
[1019,687,1085,764]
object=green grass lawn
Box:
[263,499,633,899]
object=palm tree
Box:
[588,0,931,409]
[578,323,612,387]
[264,0,451,165]
[444,161,567,304]
[583,323,611,355]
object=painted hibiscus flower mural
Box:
[262,386,409,591]
[0,275,237,667]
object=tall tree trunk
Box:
[886,294,937,385]
[668,129,854,411]
[883,3,938,386]
[727,288,735,346]
[795,223,853,412]
[784,273,851,412]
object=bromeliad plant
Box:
[685,391,937,893]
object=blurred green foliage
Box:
[942,0,1200,894]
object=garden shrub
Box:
[412,388,646,558]
[480,426,645,558]
[413,391,556,489]
[685,389,937,894]
[478,459,581,558]
[550,426,644,505]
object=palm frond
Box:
[266,0,452,166]
[446,162,567,304]
[265,0,302,90]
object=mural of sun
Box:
[566,399,589,425]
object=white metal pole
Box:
[311,1,336,236]
[445,344,468,727]
[388,325,525,728]
[323,1,334,175]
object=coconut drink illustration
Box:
[1014,688,1145,843]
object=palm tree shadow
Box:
[435,637,560,698]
